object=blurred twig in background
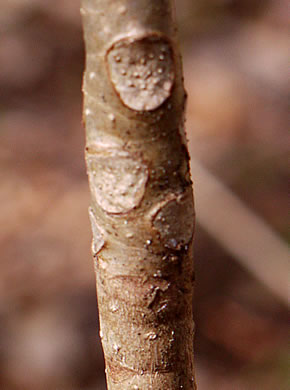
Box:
[190,158,289,307]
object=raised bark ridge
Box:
[81,1,196,389]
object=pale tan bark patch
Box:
[152,190,195,250]
[87,149,148,214]
[107,35,175,111]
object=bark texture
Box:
[81,1,196,389]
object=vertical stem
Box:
[81,1,196,388]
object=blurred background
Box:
[0,1,289,389]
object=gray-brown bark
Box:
[81,1,196,389]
